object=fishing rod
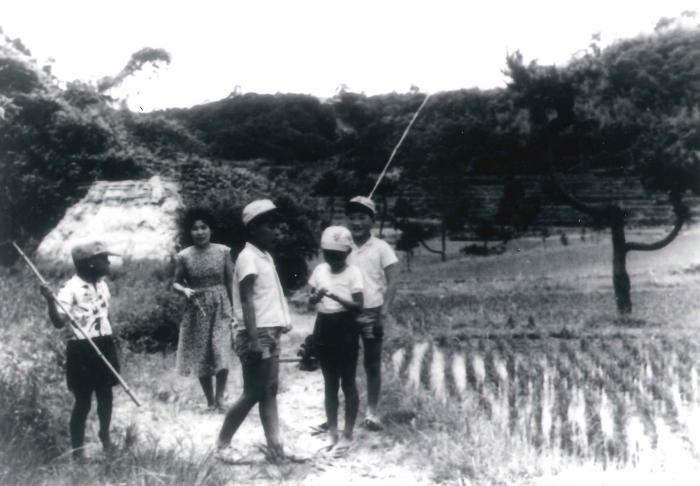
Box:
[10,242,141,407]
[368,92,432,199]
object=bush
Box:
[0,274,71,466]
[176,157,319,292]
[109,262,184,351]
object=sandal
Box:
[331,440,354,459]
[215,446,244,465]
[258,444,308,464]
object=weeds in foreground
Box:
[380,372,547,485]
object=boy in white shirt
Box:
[346,196,399,430]
[217,199,293,464]
[308,226,363,457]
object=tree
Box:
[97,47,171,92]
[505,27,700,314]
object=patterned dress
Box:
[176,243,234,377]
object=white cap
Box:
[242,199,277,226]
[321,226,353,251]
[346,195,376,216]
[71,240,119,263]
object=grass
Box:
[0,263,220,486]
[0,227,698,484]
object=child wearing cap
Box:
[217,199,295,464]
[308,226,364,457]
[346,196,399,431]
[39,240,121,460]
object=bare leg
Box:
[321,360,341,445]
[217,360,264,447]
[215,369,228,408]
[94,386,114,450]
[340,358,359,440]
[363,338,382,421]
[258,357,282,448]
[199,375,215,407]
[70,388,92,459]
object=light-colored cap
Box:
[346,195,376,216]
[71,240,119,263]
[242,199,278,226]
[321,225,353,251]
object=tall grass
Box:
[0,264,225,485]
[379,372,565,485]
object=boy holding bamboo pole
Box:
[39,240,121,460]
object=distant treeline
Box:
[1,23,699,267]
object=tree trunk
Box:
[610,218,632,314]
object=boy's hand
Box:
[247,340,263,361]
[39,284,53,301]
[309,290,322,305]
[182,287,198,299]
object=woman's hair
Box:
[181,207,216,243]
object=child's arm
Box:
[308,286,323,309]
[325,290,363,312]
[39,285,67,329]
[381,262,399,319]
[239,275,262,358]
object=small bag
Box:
[296,334,319,372]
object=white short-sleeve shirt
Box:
[308,262,364,314]
[347,235,399,309]
[56,275,113,341]
[233,242,291,328]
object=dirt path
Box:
[109,312,434,485]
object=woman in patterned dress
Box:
[173,208,235,410]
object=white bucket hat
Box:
[242,199,278,226]
[320,226,353,251]
[346,195,376,216]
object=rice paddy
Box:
[391,334,700,468]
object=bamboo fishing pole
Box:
[11,242,141,407]
[368,92,432,199]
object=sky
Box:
[1,0,697,111]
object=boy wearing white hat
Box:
[308,225,364,456]
[217,199,294,463]
[345,196,399,430]
[39,239,120,460]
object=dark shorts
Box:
[66,336,120,392]
[234,327,282,362]
[314,312,359,366]
[357,307,383,340]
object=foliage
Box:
[167,93,338,162]
[98,47,171,92]
[175,157,319,291]
[0,39,149,262]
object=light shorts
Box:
[234,327,283,362]
[357,307,383,340]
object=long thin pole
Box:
[12,242,141,407]
[368,93,432,199]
